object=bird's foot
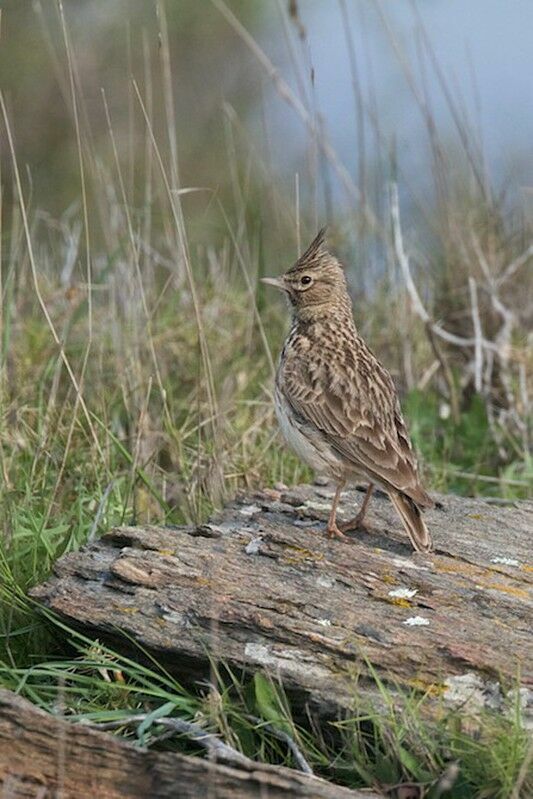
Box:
[338,513,368,534]
[326,523,348,540]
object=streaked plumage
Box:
[262,229,433,553]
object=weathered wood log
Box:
[0,689,375,799]
[32,483,532,718]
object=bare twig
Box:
[389,183,532,451]
[389,184,430,325]
[93,709,314,775]
[245,714,313,775]
[389,184,497,352]
[159,717,253,767]
[470,232,529,452]
[389,183,461,418]
[497,243,533,287]
[417,359,440,391]
[468,277,483,393]
[93,714,253,768]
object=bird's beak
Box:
[260,276,285,290]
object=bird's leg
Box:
[339,483,374,533]
[326,481,347,540]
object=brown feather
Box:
[389,492,433,552]
[268,229,434,552]
[280,316,431,506]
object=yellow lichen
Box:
[282,545,324,565]
[481,582,529,599]
[387,597,413,608]
[407,677,446,697]
[434,560,487,578]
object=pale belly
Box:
[274,388,348,479]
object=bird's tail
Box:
[389,492,433,553]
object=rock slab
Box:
[32,484,533,715]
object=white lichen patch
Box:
[245,537,262,555]
[388,587,418,599]
[317,574,336,589]
[403,616,430,626]
[491,556,520,567]
[317,618,332,627]
[244,642,274,665]
[204,521,237,535]
[444,673,502,713]
[302,501,332,512]
[239,504,261,516]
[392,557,429,572]
[444,678,532,727]
[245,643,343,697]
[158,606,186,626]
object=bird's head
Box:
[261,228,348,319]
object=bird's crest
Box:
[288,227,330,273]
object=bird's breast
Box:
[273,387,345,478]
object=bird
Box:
[261,228,434,553]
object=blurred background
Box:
[4,1,533,217]
[1,1,532,658]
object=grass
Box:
[0,2,532,796]
[1,615,530,798]
[405,391,533,499]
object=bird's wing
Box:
[280,339,432,507]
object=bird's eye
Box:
[300,275,312,286]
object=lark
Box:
[262,228,433,553]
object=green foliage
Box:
[0,5,531,796]
[252,672,292,733]
[404,390,532,499]
[334,694,530,797]
[0,615,530,797]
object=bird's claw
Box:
[338,514,367,534]
[326,524,348,540]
